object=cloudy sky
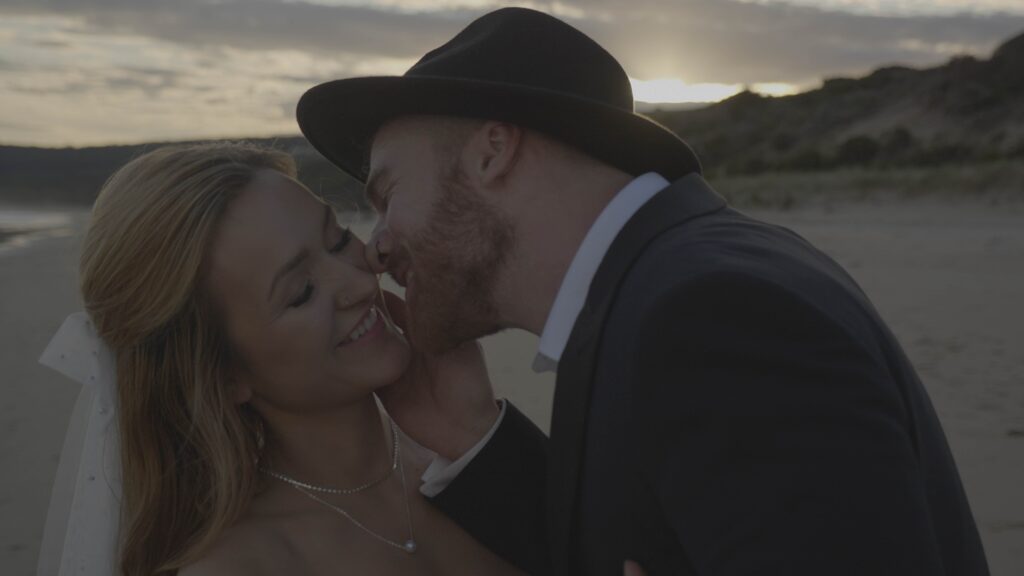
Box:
[1,0,1022,147]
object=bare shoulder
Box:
[177,511,296,576]
[177,550,255,576]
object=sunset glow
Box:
[750,82,802,97]
[630,78,803,104]
[1,1,1020,146]
[630,78,742,104]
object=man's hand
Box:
[376,291,501,461]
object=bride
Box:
[39,143,523,575]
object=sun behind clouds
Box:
[629,77,800,104]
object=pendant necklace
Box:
[261,418,417,553]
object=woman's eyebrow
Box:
[267,248,309,302]
[267,205,335,302]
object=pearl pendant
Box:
[404,540,417,553]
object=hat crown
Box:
[407,8,634,112]
[296,8,701,183]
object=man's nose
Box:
[365,225,392,274]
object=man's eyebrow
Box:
[364,167,391,210]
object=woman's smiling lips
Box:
[338,306,384,347]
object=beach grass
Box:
[710,161,1024,210]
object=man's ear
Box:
[471,122,522,186]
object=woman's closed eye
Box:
[330,228,353,254]
[288,228,354,308]
[289,281,314,308]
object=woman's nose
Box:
[365,226,392,275]
[330,261,377,310]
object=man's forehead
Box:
[364,164,391,203]
[367,120,409,173]
[367,117,435,176]
[372,116,420,148]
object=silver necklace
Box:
[291,434,417,554]
[262,419,417,554]
[260,420,399,495]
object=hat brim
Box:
[296,76,701,183]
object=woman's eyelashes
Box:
[288,228,354,308]
[330,228,353,254]
[290,281,314,308]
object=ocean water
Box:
[0,207,375,258]
[0,207,81,255]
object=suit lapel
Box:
[546,174,726,573]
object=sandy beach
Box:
[1,200,1022,575]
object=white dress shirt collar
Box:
[532,172,670,373]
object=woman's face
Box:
[207,169,410,414]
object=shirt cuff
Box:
[418,399,507,497]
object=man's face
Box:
[365,118,515,353]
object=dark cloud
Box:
[1,0,467,59]
[101,67,182,96]
[1,0,1023,84]
[30,38,70,49]
[6,65,182,97]
[558,0,1024,82]
[9,79,92,95]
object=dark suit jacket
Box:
[429,175,988,576]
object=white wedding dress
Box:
[37,313,121,576]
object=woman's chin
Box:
[361,340,412,392]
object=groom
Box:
[297,8,988,576]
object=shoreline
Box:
[0,208,86,256]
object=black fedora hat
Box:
[296,7,701,183]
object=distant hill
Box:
[649,30,1024,175]
[2,29,1022,206]
[0,137,363,208]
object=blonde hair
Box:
[79,143,296,575]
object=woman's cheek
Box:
[278,306,325,355]
[316,298,337,346]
